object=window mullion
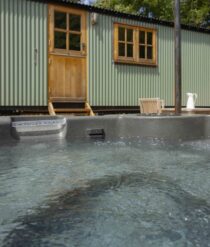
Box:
[145,31,147,60]
[132,29,135,61]
[135,28,138,62]
[125,29,127,58]
[67,13,69,52]
[54,28,66,32]
[152,31,155,61]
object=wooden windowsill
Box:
[114,59,157,67]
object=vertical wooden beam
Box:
[174,0,182,114]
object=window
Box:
[54,10,82,52]
[114,23,157,66]
[118,27,134,59]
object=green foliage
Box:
[94,0,210,27]
[181,0,210,26]
[94,0,135,13]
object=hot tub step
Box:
[11,116,67,139]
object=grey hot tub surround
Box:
[0,115,210,142]
[65,115,210,141]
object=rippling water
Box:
[0,138,210,247]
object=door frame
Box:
[48,4,88,102]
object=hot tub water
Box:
[0,139,210,247]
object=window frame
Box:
[114,23,157,66]
[49,5,86,57]
[117,26,135,61]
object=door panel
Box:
[48,5,87,101]
[65,57,86,98]
[49,55,86,100]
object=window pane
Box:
[139,31,145,44]
[54,11,66,29]
[54,31,66,49]
[147,32,153,45]
[69,14,81,31]
[119,27,125,41]
[147,47,153,59]
[69,34,81,51]
[119,43,125,56]
[139,45,145,59]
[127,29,133,42]
[127,44,133,57]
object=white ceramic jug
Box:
[186,93,197,109]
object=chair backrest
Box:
[139,98,163,114]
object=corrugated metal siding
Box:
[182,30,210,106]
[0,0,48,106]
[87,14,210,106]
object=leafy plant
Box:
[94,0,210,28]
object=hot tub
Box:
[0,115,210,246]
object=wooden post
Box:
[48,102,56,116]
[174,0,182,114]
[86,102,95,116]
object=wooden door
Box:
[48,5,87,102]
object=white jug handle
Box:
[194,93,197,103]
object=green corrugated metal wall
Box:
[1,1,210,107]
[87,14,210,106]
[0,0,48,106]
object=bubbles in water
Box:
[1,139,210,246]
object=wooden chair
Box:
[139,98,164,115]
